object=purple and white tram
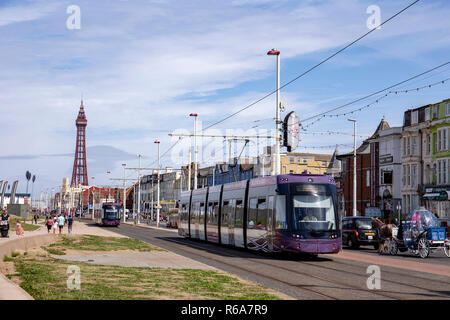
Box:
[94,202,121,226]
[178,173,341,255]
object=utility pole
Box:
[190,113,198,189]
[91,177,95,221]
[188,149,191,191]
[155,140,161,227]
[267,48,281,175]
[137,154,142,223]
[348,119,357,216]
[122,164,126,222]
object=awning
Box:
[422,191,449,201]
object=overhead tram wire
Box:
[201,0,421,131]
[299,62,450,124]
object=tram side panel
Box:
[178,191,192,237]
[221,180,248,249]
[246,183,277,252]
[206,185,222,244]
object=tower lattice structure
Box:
[71,100,89,187]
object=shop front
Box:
[422,186,450,218]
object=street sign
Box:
[283,111,300,152]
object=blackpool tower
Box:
[71,100,88,186]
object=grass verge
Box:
[46,235,165,254]
[8,254,280,300]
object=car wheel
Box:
[373,243,379,250]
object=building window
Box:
[412,136,418,155]
[289,170,294,174]
[402,137,406,156]
[411,164,417,187]
[366,170,370,187]
[297,157,301,164]
[303,159,307,164]
[290,157,295,164]
[381,170,393,185]
[322,161,327,167]
[425,107,431,121]
[427,135,431,155]
[412,111,418,124]
[433,106,438,119]
[407,137,411,155]
[447,103,450,115]
[407,165,411,186]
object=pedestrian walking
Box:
[53,220,58,234]
[67,215,73,234]
[57,214,65,235]
[34,214,38,225]
[46,217,53,233]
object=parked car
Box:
[342,216,379,250]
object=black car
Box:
[342,216,379,250]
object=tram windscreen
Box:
[103,206,120,220]
[292,195,337,231]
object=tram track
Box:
[109,224,450,300]
[163,237,401,300]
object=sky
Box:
[0,0,449,197]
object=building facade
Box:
[374,126,403,218]
[422,99,450,218]
[401,104,433,215]
[280,153,332,175]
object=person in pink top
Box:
[16,221,24,236]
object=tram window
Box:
[268,196,274,231]
[235,199,243,227]
[207,202,213,222]
[222,201,230,223]
[248,198,258,229]
[199,203,205,224]
[275,195,287,230]
[212,201,218,224]
[256,198,267,229]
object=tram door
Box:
[227,199,235,245]
[267,196,274,251]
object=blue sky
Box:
[0,0,449,196]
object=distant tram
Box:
[178,173,341,256]
[95,202,121,226]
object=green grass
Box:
[46,235,165,254]
[3,255,14,262]
[11,255,280,300]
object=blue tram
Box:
[95,202,121,226]
[178,173,341,255]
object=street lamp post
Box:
[122,164,126,222]
[348,119,357,216]
[396,202,402,224]
[91,177,95,221]
[190,113,198,189]
[267,49,281,175]
[137,154,142,224]
[154,140,161,227]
